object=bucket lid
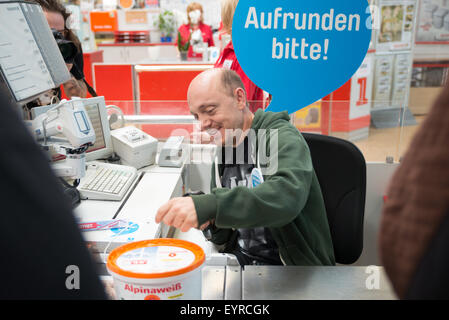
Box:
[107,239,205,279]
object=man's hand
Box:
[63,75,87,99]
[155,197,199,232]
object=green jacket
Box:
[191,110,336,265]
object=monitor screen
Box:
[0,1,70,104]
[84,102,107,153]
[83,97,114,161]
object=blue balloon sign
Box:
[232,0,372,114]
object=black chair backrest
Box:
[302,133,366,264]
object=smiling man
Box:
[155,68,335,266]
[189,67,254,147]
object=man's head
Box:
[188,68,252,146]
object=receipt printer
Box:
[157,136,185,168]
[111,126,158,169]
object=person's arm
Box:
[192,124,314,229]
[63,75,87,99]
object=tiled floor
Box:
[355,86,444,162]
[354,115,426,162]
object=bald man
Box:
[156,69,335,266]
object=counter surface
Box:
[242,266,397,300]
[77,159,398,301]
[100,266,397,300]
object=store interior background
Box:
[65,0,448,164]
[48,0,448,268]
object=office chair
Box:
[302,133,366,264]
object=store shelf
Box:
[413,43,449,61]
[113,31,149,44]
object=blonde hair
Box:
[187,2,204,25]
[221,0,239,34]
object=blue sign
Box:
[232,0,372,114]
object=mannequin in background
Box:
[177,2,214,59]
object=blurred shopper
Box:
[177,2,214,60]
[380,77,449,299]
[214,0,264,112]
[0,85,106,299]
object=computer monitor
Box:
[31,96,114,161]
[83,97,114,161]
[0,1,71,106]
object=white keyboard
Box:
[78,161,138,201]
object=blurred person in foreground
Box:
[380,77,449,299]
[0,83,106,299]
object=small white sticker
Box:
[223,59,233,69]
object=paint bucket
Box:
[107,238,205,300]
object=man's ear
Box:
[234,87,247,110]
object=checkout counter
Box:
[74,143,398,300]
[0,1,401,301]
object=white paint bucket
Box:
[107,238,205,300]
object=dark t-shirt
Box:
[218,137,283,266]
